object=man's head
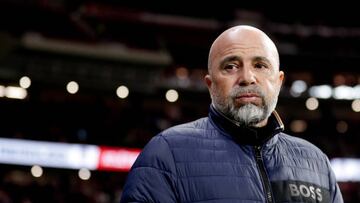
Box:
[205,25,284,127]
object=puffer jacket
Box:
[120,105,343,203]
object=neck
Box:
[253,119,268,128]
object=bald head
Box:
[208,25,280,73]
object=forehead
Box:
[210,29,278,67]
[215,38,274,63]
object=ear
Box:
[204,74,212,90]
[278,70,285,86]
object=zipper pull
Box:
[254,146,262,159]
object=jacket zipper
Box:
[254,146,273,203]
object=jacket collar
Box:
[209,104,284,146]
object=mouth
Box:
[234,93,261,104]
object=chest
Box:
[171,145,330,203]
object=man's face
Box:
[205,28,284,127]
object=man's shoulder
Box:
[160,117,215,138]
[139,117,215,154]
[152,117,224,148]
[278,132,326,158]
[132,117,217,169]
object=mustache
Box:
[230,86,265,99]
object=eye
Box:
[254,63,268,69]
[223,63,238,71]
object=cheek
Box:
[263,80,280,98]
[212,78,233,96]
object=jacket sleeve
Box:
[326,157,344,203]
[120,135,178,203]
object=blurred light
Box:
[31,165,43,178]
[290,80,307,97]
[66,81,79,94]
[0,137,141,171]
[309,85,332,99]
[0,85,5,97]
[333,85,353,100]
[331,158,360,182]
[305,97,319,110]
[98,147,140,171]
[336,121,348,133]
[19,76,31,89]
[116,85,129,99]
[165,89,179,102]
[5,86,27,99]
[78,168,91,180]
[353,85,360,99]
[290,120,307,133]
[352,99,360,112]
[176,67,189,80]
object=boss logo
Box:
[289,183,323,202]
[271,180,330,203]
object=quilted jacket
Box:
[120,105,343,203]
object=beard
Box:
[212,85,278,127]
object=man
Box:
[120,25,343,203]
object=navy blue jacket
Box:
[120,106,343,203]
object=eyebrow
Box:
[252,56,272,65]
[219,55,243,68]
[219,55,272,68]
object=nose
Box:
[237,66,256,86]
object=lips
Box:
[234,93,261,104]
[236,93,259,98]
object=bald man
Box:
[120,25,343,203]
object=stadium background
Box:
[0,1,359,202]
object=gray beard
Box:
[231,103,265,125]
[212,86,278,127]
